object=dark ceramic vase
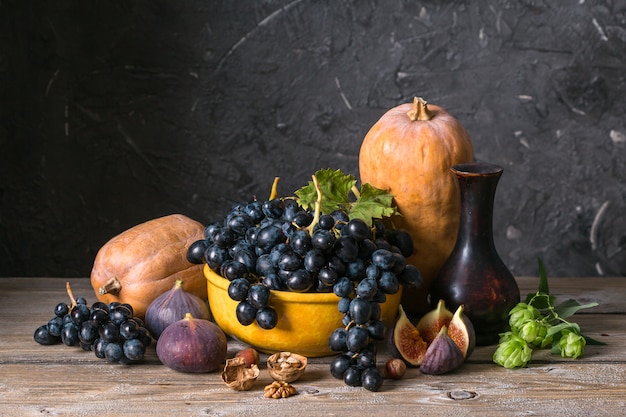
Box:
[428,162,520,346]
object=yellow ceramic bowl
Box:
[204,264,402,357]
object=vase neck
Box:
[452,163,503,248]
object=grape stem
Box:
[269,177,280,200]
[66,281,78,308]
[306,174,323,236]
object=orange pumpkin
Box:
[90,214,207,319]
[359,97,474,315]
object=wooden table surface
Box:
[1,276,624,417]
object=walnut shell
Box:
[266,352,307,383]
[221,357,260,390]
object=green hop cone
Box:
[493,332,533,369]
[508,303,540,333]
[558,329,586,359]
[519,320,553,348]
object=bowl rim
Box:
[204,264,342,304]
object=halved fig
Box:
[420,326,464,375]
[391,305,428,366]
[415,299,453,345]
[448,304,476,359]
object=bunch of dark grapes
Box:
[34,286,152,364]
[186,197,423,391]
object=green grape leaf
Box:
[294,168,398,227]
[349,183,398,226]
[554,299,599,319]
[295,168,355,214]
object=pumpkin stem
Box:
[99,276,122,296]
[407,97,433,122]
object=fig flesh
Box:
[448,304,476,359]
[420,326,464,374]
[389,301,475,370]
[391,305,428,366]
[415,299,453,345]
[156,313,227,373]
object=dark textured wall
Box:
[1,0,625,278]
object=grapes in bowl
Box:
[187,171,423,357]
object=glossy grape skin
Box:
[330,354,353,379]
[99,321,120,343]
[362,367,384,392]
[123,338,146,361]
[311,229,336,253]
[54,303,69,318]
[89,312,108,324]
[34,325,60,345]
[228,278,251,302]
[318,267,338,287]
[356,349,376,368]
[385,229,414,258]
[337,296,351,314]
[204,244,231,271]
[248,284,271,309]
[334,236,359,263]
[262,273,283,290]
[346,326,370,352]
[328,328,348,352]
[70,304,90,324]
[103,342,124,363]
[343,365,363,387]
[317,214,336,230]
[47,316,63,337]
[290,229,313,256]
[378,270,400,294]
[79,320,100,345]
[371,249,396,271]
[244,201,264,223]
[367,319,385,340]
[61,322,80,346]
[255,306,278,330]
[256,225,287,252]
[277,251,302,271]
[236,301,257,326]
[262,198,284,219]
[286,269,314,292]
[333,277,353,298]
[220,259,249,281]
[349,298,372,325]
[93,338,107,359]
[186,239,208,264]
[346,259,366,281]
[225,213,253,236]
[330,210,349,226]
[119,319,140,340]
[304,249,326,273]
[109,305,132,325]
[356,277,378,300]
[345,218,372,241]
[399,264,424,289]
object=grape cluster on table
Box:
[187,197,423,391]
[34,295,152,364]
